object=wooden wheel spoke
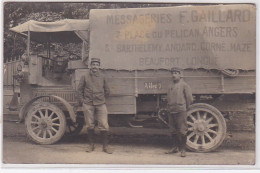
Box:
[187,132,195,140]
[52,123,60,127]
[194,134,199,144]
[47,130,53,137]
[44,109,49,118]
[36,129,42,136]
[208,129,217,134]
[31,121,40,125]
[188,127,193,131]
[51,117,60,122]
[208,123,218,128]
[189,115,196,122]
[201,135,206,145]
[43,130,47,139]
[38,110,44,118]
[205,132,213,142]
[49,112,55,119]
[32,115,41,121]
[187,121,194,126]
[206,117,213,123]
[32,126,40,131]
[196,111,201,120]
[202,112,207,120]
[51,127,58,133]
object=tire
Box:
[25,102,67,144]
[186,103,226,152]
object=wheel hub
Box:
[40,118,52,130]
[198,124,205,131]
[194,120,208,134]
[40,121,47,128]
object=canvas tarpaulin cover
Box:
[10,19,90,61]
[89,5,256,70]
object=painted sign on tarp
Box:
[89,5,256,70]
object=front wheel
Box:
[186,103,226,152]
[25,102,67,144]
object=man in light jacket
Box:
[77,58,113,154]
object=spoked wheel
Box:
[186,103,226,152]
[25,102,66,144]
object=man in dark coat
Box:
[165,67,193,157]
[77,58,113,154]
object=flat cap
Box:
[90,58,101,64]
[170,67,183,73]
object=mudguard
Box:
[19,95,76,123]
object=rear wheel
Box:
[186,103,226,152]
[25,102,66,144]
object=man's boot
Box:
[86,129,95,152]
[165,134,179,154]
[176,133,186,157]
[180,134,187,157]
[101,131,113,154]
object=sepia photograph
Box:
[2,0,256,167]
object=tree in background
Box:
[4,2,66,62]
[4,2,175,62]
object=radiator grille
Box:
[33,88,77,103]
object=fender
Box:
[19,95,76,123]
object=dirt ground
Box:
[2,119,256,166]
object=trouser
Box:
[168,111,188,150]
[83,103,111,150]
[82,103,109,131]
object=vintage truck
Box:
[9,4,255,152]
